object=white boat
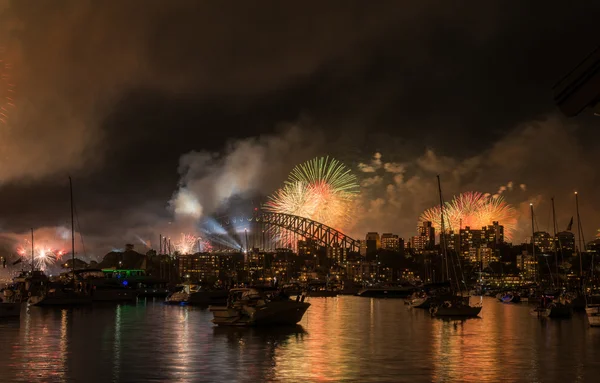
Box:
[165,284,228,306]
[210,288,310,326]
[586,304,600,327]
[0,302,21,318]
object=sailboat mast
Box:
[575,192,583,280]
[437,175,449,283]
[551,197,559,287]
[530,203,536,283]
[70,176,75,288]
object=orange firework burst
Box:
[265,157,359,229]
[420,191,517,240]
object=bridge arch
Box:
[253,212,360,252]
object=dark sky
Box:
[0,1,599,256]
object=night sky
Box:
[0,1,599,256]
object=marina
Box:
[1,296,600,382]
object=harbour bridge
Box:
[210,211,360,253]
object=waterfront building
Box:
[516,251,538,281]
[365,232,380,255]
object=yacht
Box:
[209,288,310,326]
[165,284,228,306]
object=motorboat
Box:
[165,284,228,306]
[497,291,521,304]
[429,296,482,317]
[586,304,600,327]
[210,288,310,326]
[405,292,430,308]
[305,282,338,298]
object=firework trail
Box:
[420,191,517,240]
[0,48,15,125]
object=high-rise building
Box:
[365,232,380,255]
[485,221,505,244]
[533,231,553,253]
[418,221,435,249]
[556,231,576,252]
[381,233,401,251]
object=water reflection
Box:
[1,297,600,382]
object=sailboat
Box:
[530,201,573,318]
[428,176,482,318]
[29,177,92,306]
[571,192,600,326]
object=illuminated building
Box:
[468,246,497,268]
[365,232,380,255]
[556,231,576,253]
[298,239,318,256]
[516,251,538,281]
[418,221,435,249]
[485,221,505,244]
[381,233,402,251]
[326,243,345,265]
[533,231,553,253]
[178,253,220,281]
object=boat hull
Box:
[431,306,482,317]
[586,305,600,327]
[0,302,21,318]
[29,293,92,306]
[210,301,310,326]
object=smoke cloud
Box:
[170,125,324,222]
[353,116,598,243]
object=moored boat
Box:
[586,304,600,327]
[165,284,228,306]
[429,296,483,317]
[210,288,310,326]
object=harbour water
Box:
[1,296,600,382]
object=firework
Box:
[420,191,517,240]
[0,49,15,125]
[265,157,359,230]
[16,244,65,271]
[174,233,211,254]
